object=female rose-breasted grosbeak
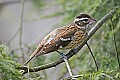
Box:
[24,13,96,65]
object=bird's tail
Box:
[23,44,42,66]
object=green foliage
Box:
[32,0,46,10]
[77,70,120,80]
[63,70,120,80]
[1,0,119,79]
[0,44,24,80]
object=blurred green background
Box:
[0,0,120,80]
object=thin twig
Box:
[16,7,117,75]
[110,16,120,69]
[19,0,25,63]
[86,42,99,71]
[8,29,20,45]
[63,75,84,80]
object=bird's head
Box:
[74,13,96,26]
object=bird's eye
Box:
[83,19,88,22]
[79,18,88,23]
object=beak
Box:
[89,18,97,25]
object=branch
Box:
[0,0,31,5]
[17,7,117,75]
[19,0,25,63]
[110,14,120,69]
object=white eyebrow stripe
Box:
[74,17,88,22]
[79,17,88,21]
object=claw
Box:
[73,48,78,53]
[20,65,30,74]
[56,51,68,60]
[64,75,83,80]
[71,77,77,80]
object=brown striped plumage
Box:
[24,13,96,65]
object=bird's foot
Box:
[72,48,78,53]
[64,75,83,80]
[19,65,30,74]
[56,51,68,60]
[57,51,78,78]
[70,75,84,80]
[71,76,77,80]
[20,69,25,74]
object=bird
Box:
[23,13,96,78]
[24,13,96,66]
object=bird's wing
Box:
[36,26,77,56]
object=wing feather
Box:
[39,26,77,54]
